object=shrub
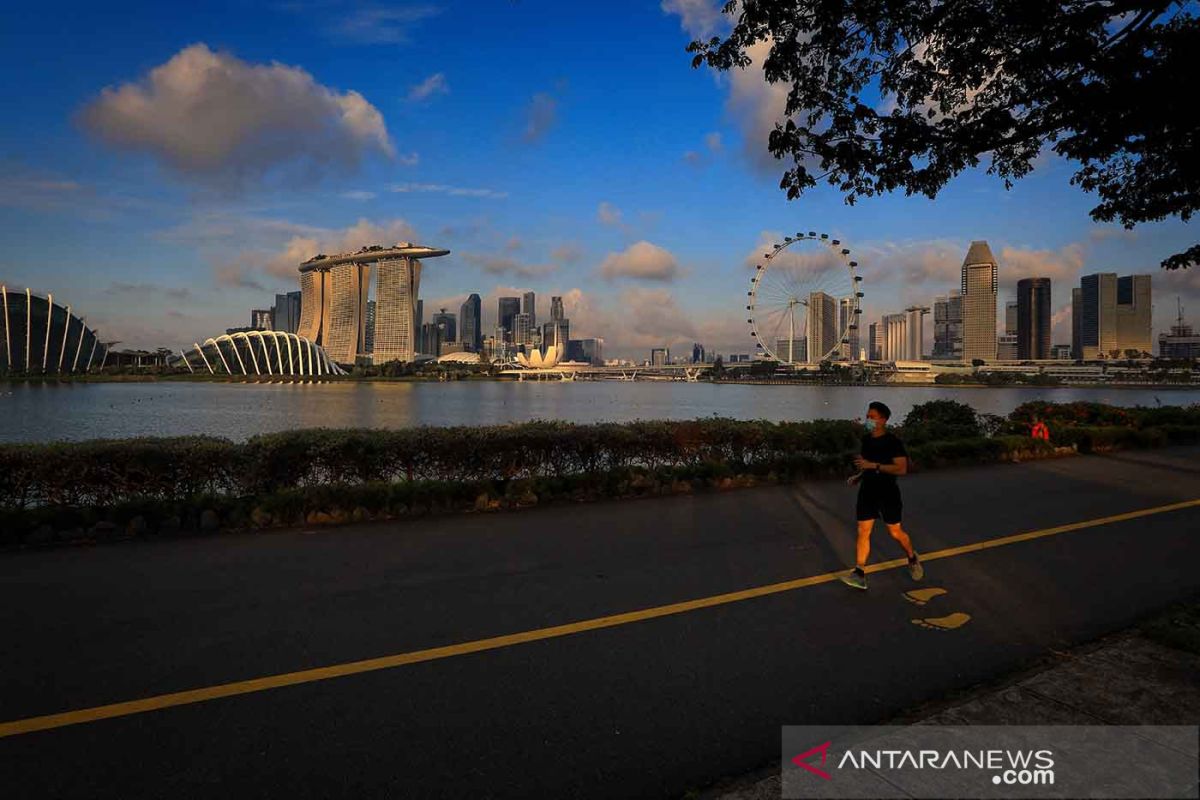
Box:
[900,400,982,444]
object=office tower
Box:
[650,348,668,366]
[1159,298,1200,358]
[498,297,521,342]
[460,293,482,352]
[1071,287,1083,359]
[416,299,424,330]
[805,291,837,364]
[432,309,457,344]
[1075,272,1152,359]
[838,297,860,361]
[776,337,807,362]
[251,309,273,330]
[692,343,705,364]
[522,291,536,329]
[272,291,302,333]
[298,245,448,364]
[997,334,1018,360]
[961,241,998,362]
[580,338,603,364]
[551,296,564,322]
[1006,301,1018,335]
[868,322,879,361]
[513,312,533,346]
[364,300,376,353]
[933,292,963,360]
[418,322,442,356]
[1016,278,1051,359]
[543,319,569,350]
[1116,274,1152,356]
[905,306,929,360]
[881,313,907,361]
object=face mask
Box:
[864,418,877,432]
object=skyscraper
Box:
[1074,272,1151,359]
[498,297,521,342]
[806,291,838,364]
[905,306,929,360]
[298,245,449,364]
[933,292,963,360]
[432,309,457,344]
[868,322,879,361]
[882,313,907,361]
[522,291,537,329]
[961,241,998,362]
[513,312,534,346]
[1016,277,1051,360]
[650,347,668,366]
[551,295,564,322]
[1116,274,1152,356]
[839,297,860,361]
[272,291,302,333]
[1005,301,1018,335]
[460,293,482,352]
[692,343,705,364]
[542,319,569,351]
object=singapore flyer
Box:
[746,231,864,365]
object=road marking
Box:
[903,587,948,606]
[2,497,1198,739]
[912,612,972,631]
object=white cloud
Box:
[704,131,723,152]
[726,40,793,173]
[597,201,623,226]
[408,72,449,101]
[390,182,507,199]
[551,242,583,263]
[79,44,394,185]
[340,190,377,201]
[462,253,557,279]
[330,5,441,44]
[661,0,727,39]
[599,241,683,282]
[523,92,558,143]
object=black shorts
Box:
[856,484,903,524]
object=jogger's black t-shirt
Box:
[860,432,907,492]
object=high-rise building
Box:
[251,309,273,330]
[551,296,564,322]
[432,309,457,344]
[839,297,860,361]
[1005,301,1018,336]
[933,292,963,360]
[298,244,449,364]
[905,306,929,360]
[881,313,907,361]
[1016,277,1051,360]
[650,347,669,366]
[961,241,998,362]
[416,299,424,330]
[1051,344,1072,359]
[460,293,482,352]
[364,300,376,353]
[1074,272,1152,359]
[1159,298,1200,359]
[272,291,302,333]
[692,343,705,364]
[776,338,807,362]
[806,291,838,363]
[867,322,879,361]
[542,319,569,351]
[997,333,1018,360]
[513,312,534,346]
[1116,274,1152,356]
[498,297,521,342]
[522,291,536,329]
[419,321,442,357]
[566,338,603,364]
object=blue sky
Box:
[1,0,1195,356]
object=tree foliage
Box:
[688,1,1199,269]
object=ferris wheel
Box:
[746,231,864,364]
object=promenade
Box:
[2,446,1199,798]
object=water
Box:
[3,380,1197,444]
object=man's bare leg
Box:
[855,519,875,568]
[885,522,915,558]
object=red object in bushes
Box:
[1031,421,1050,441]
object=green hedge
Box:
[3,403,1196,546]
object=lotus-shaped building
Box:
[515,344,561,369]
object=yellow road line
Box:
[2,497,1198,740]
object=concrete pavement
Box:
[2,447,1199,798]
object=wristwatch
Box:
[874,464,882,474]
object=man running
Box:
[840,401,923,590]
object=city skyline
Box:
[0,3,1196,359]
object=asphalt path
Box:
[2,447,1199,798]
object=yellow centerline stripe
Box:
[2,497,1198,740]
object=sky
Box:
[0,0,1196,358]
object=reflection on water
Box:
[2,380,1197,443]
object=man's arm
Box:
[854,456,907,476]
